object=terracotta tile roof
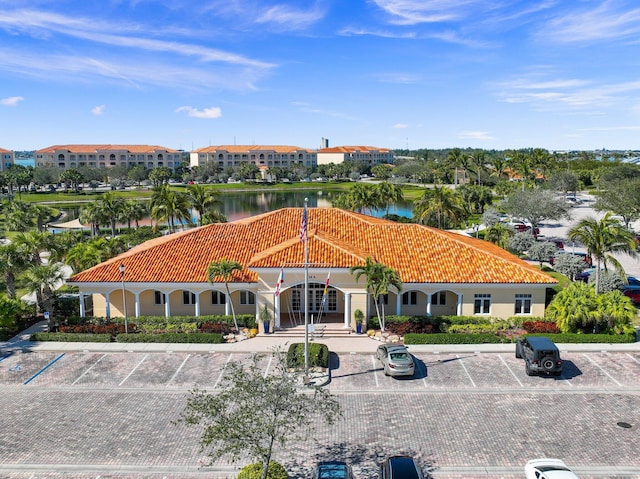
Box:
[36,144,180,154]
[68,208,556,285]
[0,147,11,153]
[193,145,313,154]
[319,146,391,153]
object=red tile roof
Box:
[319,146,391,153]
[0,147,11,153]
[193,145,312,153]
[68,208,556,285]
[36,144,180,154]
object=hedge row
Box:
[524,333,637,343]
[404,333,507,344]
[31,332,112,342]
[64,314,256,329]
[286,343,329,368]
[369,315,545,332]
[116,333,224,343]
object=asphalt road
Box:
[0,349,638,479]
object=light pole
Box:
[119,263,128,334]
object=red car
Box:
[623,287,640,304]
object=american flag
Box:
[321,271,330,307]
[275,269,284,297]
[299,206,308,242]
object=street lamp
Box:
[119,263,128,334]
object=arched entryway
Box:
[277,282,342,327]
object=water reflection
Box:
[60,189,414,223]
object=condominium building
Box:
[0,148,15,171]
[34,145,183,171]
[190,145,317,169]
[317,146,394,166]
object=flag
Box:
[299,206,308,242]
[321,271,330,306]
[275,269,284,297]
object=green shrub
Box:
[286,342,329,368]
[30,332,112,342]
[238,462,288,479]
[116,333,224,343]
[403,333,506,344]
[446,322,509,334]
[524,332,636,343]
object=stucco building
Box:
[190,145,317,170]
[34,145,183,171]
[0,147,15,171]
[68,208,556,332]
[316,146,394,166]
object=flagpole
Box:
[303,198,309,379]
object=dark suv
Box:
[380,456,425,479]
[515,336,563,377]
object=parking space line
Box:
[498,354,523,387]
[72,353,107,385]
[212,354,233,390]
[166,354,191,386]
[371,356,380,388]
[24,353,65,385]
[264,354,273,378]
[626,353,640,365]
[584,353,621,386]
[0,351,13,362]
[119,354,148,386]
[456,354,476,388]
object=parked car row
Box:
[313,456,580,479]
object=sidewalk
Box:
[3,322,640,354]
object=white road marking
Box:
[625,352,640,365]
[212,354,233,390]
[584,353,621,386]
[264,354,273,378]
[119,354,148,386]
[498,354,523,387]
[166,354,191,386]
[456,354,476,388]
[372,355,380,388]
[72,354,107,386]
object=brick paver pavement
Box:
[0,348,639,478]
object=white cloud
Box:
[1,95,23,106]
[458,130,494,140]
[91,105,105,115]
[545,2,640,43]
[255,4,325,29]
[175,106,222,119]
[393,123,409,129]
[371,0,478,24]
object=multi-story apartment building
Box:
[190,145,317,169]
[317,146,394,166]
[0,148,15,171]
[34,145,183,171]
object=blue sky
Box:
[1,0,640,152]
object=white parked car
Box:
[525,458,579,479]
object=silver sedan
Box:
[376,343,415,377]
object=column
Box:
[396,293,401,315]
[165,293,171,318]
[79,293,85,318]
[426,292,432,316]
[134,292,140,318]
[105,292,111,319]
[343,292,351,328]
[195,293,200,317]
[456,293,463,316]
[225,293,231,316]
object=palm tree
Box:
[186,184,220,226]
[14,231,55,266]
[508,150,532,190]
[567,212,637,294]
[65,240,104,273]
[375,181,404,216]
[0,243,29,298]
[80,202,106,237]
[349,257,402,332]
[414,186,465,229]
[594,290,637,333]
[23,262,67,324]
[97,191,125,236]
[207,259,243,332]
[545,281,595,333]
[447,148,465,188]
[120,199,148,230]
[484,223,514,249]
[349,183,380,214]
[150,184,192,233]
[469,150,486,185]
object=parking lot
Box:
[1,349,639,479]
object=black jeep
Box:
[515,336,563,376]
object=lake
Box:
[59,189,414,225]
